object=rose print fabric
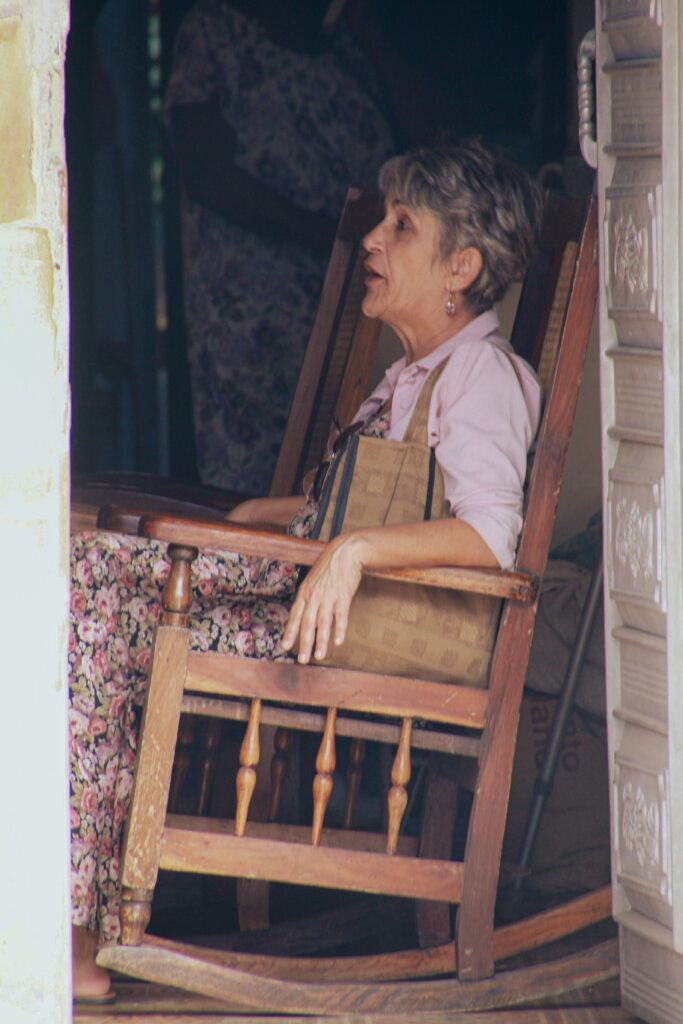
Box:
[69,413,391,942]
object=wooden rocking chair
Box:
[98,198,614,1013]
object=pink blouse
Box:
[353,310,542,570]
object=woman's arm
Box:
[170,100,336,254]
[281,517,497,664]
[226,494,306,530]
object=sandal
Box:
[73,989,117,1006]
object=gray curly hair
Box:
[378,141,544,315]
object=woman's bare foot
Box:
[72,925,112,1000]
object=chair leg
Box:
[415,766,459,948]
[456,603,532,981]
[502,556,604,920]
[120,624,190,944]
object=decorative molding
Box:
[607,444,664,629]
[622,781,659,868]
[615,755,671,911]
[602,0,660,19]
[608,347,663,444]
[613,625,667,725]
[608,62,661,149]
[601,0,662,61]
[620,924,683,1023]
[614,212,649,294]
[614,495,654,579]
[605,189,660,324]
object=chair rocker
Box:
[98,198,616,1013]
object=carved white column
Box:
[596,1,683,1020]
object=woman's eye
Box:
[396,218,409,232]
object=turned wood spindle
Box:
[235,698,262,836]
[343,738,366,829]
[162,544,198,624]
[120,887,154,946]
[197,717,223,815]
[311,708,337,846]
[386,718,412,854]
[169,714,196,812]
[269,726,294,821]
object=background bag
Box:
[309,361,500,687]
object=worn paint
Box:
[0,1,71,1023]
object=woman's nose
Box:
[362,219,384,253]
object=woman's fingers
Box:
[281,594,305,654]
[282,583,351,664]
[281,538,363,664]
[332,598,350,649]
[313,606,335,662]
[298,594,326,664]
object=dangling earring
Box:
[444,290,457,316]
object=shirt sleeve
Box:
[432,342,540,570]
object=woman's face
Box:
[361,197,449,335]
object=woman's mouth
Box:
[364,263,384,287]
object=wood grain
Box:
[180,695,482,757]
[185,652,489,729]
[138,512,538,601]
[160,819,460,902]
[120,626,189,895]
[455,199,599,982]
[96,936,618,1014]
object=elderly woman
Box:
[70,141,543,1001]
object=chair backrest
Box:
[509,197,588,373]
[71,189,383,528]
[270,188,382,496]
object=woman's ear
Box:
[449,247,484,293]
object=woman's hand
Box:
[226,495,305,529]
[281,518,499,664]
[281,535,367,664]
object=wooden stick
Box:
[343,738,366,829]
[312,709,337,846]
[235,699,261,837]
[387,719,412,855]
[162,544,197,624]
[169,715,196,812]
[268,727,293,822]
[197,718,222,816]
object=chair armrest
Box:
[71,473,250,536]
[139,513,538,603]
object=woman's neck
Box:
[394,307,478,365]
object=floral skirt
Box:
[68,530,299,942]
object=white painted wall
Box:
[0,2,72,1022]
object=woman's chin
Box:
[361,293,383,320]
